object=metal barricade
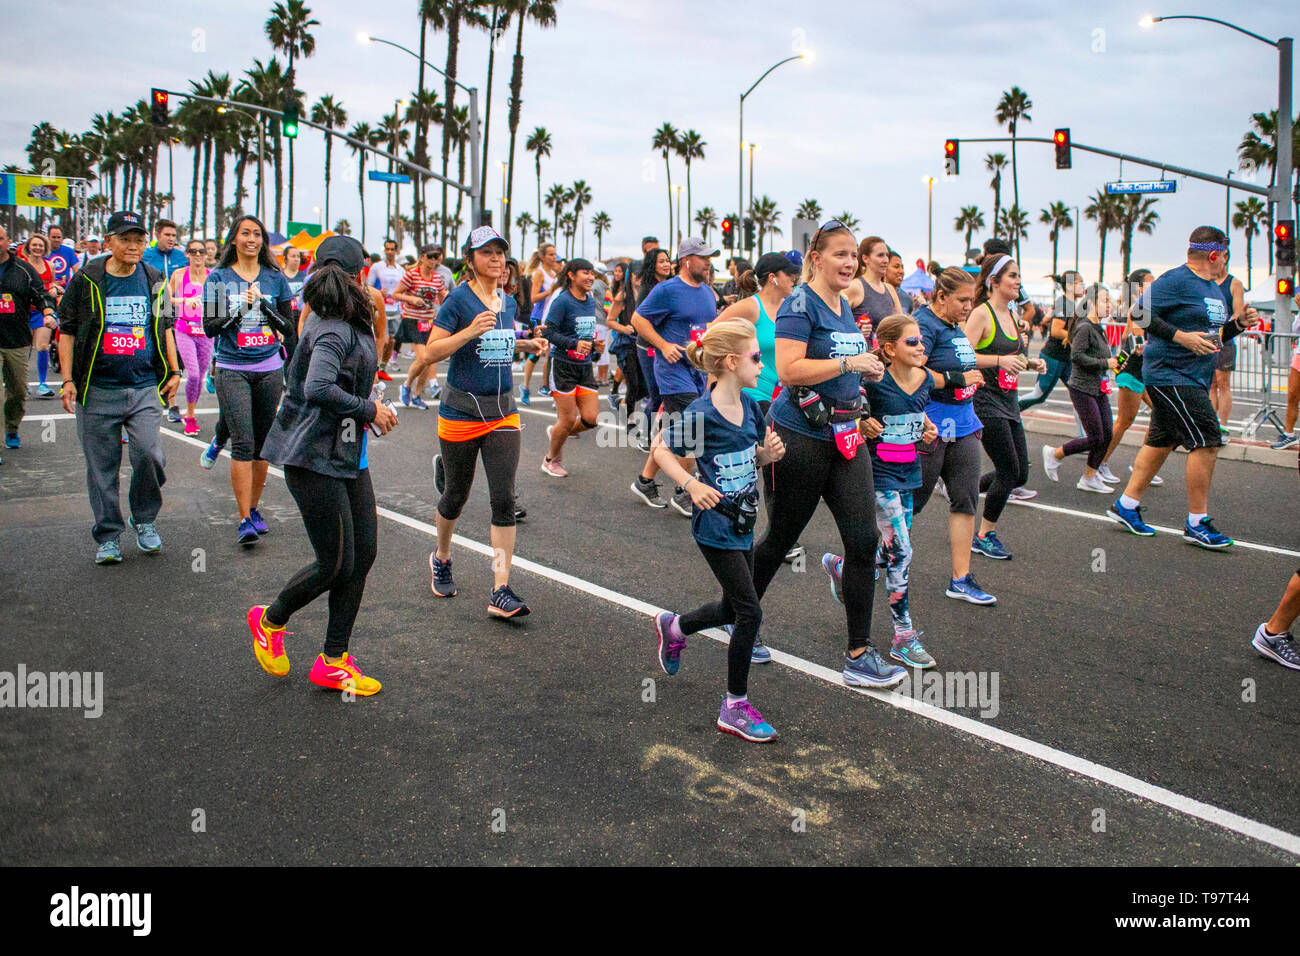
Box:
[1237,330,1297,440]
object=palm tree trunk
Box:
[536,161,542,228]
[214,144,227,238]
[357,153,366,247]
[323,137,332,227]
[273,131,284,233]
[441,16,461,249]
[1246,234,1253,290]
[685,159,692,235]
[201,138,212,237]
[414,14,427,247]
[481,4,499,202]
[1051,232,1059,278]
[1098,231,1107,284]
[663,153,673,245]
[504,17,526,250]
[189,147,200,234]
[992,182,1001,238]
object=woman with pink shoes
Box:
[167,239,212,435]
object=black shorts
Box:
[395,318,431,346]
[659,391,699,417]
[1215,338,1236,372]
[549,358,597,396]
[1145,384,1223,451]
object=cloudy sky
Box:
[2,0,1295,290]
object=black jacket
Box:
[57,257,173,405]
[0,255,55,350]
[261,316,378,479]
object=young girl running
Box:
[650,319,786,742]
[167,239,212,436]
[541,259,605,477]
[1099,270,1164,484]
[823,315,941,668]
[521,243,558,404]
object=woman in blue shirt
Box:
[540,258,605,476]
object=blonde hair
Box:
[686,318,757,375]
[800,222,856,285]
[525,244,555,274]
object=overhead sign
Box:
[1106,180,1177,195]
[0,173,71,208]
[368,170,411,185]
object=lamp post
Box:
[675,185,683,252]
[217,106,266,226]
[1142,14,1292,318]
[748,143,757,247]
[1225,169,1234,237]
[924,177,936,263]
[498,161,508,232]
[1072,205,1081,275]
[739,53,811,267]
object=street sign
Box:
[1105,180,1177,195]
[368,170,411,185]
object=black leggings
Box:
[978,416,1029,523]
[437,425,521,527]
[679,545,761,696]
[914,430,983,517]
[1062,386,1113,470]
[215,367,283,462]
[753,423,879,654]
[268,466,378,657]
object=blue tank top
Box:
[742,296,780,403]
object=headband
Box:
[985,255,1013,289]
[1189,241,1229,251]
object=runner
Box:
[1107,226,1259,547]
[166,239,212,436]
[366,239,405,373]
[629,247,673,454]
[651,318,787,741]
[630,238,719,517]
[0,224,57,449]
[749,219,905,688]
[280,245,307,330]
[141,219,187,278]
[202,215,295,547]
[45,225,78,283]
[844,235,902,340]
[540,258,604,477]
[203,239,219,268]
[605,261,644,414]
[77,234,103,270]
[886,250,915,315]
[19,234,60,399]
[1274,298,1300,449]
[1019,269,1082,411]
[911,267,996,604]
[1099,269,1163,484]
[395,245,448,408]
[521,243,558,405]
[253,238,397,696]
[1254,563,1300,671]
[56,210,180,564]
[424,226,544,618]
[1209,251,1245,435]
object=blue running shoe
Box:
[249,507,269,536]
[36,383,55,398]
[654,611,685,676]
[410,395,429,410]
[133,521,162,554]
[200,438,223,469]
[429,552,457,597]
[716,697,778,743]
[539,384,552,397]
[1107,498,1155,536]
[822,552,845,604]
[890,630,935,669]
[4,433,19,449]
[95,539,123,565]
[237,518,260,546]
[945,573,996,605]
[204,371,215,394]
[1184,516,1232,550]
[1271,432,1298,450]
[400,384,412,407]
[842,647,907,688]
[971,530,1012,560]
[1252,624,1300,671]
[723,624,772,664]
[519,386,531,407]
[166,405,181,423]
[488,583,530,618]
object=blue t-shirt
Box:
[46,246,78,286]
[1139,264,1229,389]
[768,285,868,440]
[435,283,519,423]
[915,305,981,439]
[637,276,715,396]
[544,289,599,365]
[865,370,933,491]
[204,265,293,370]
[141,244,188,278]
[664,391,765,550]
[91,265,156,389]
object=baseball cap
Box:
[782,249,804,268]
[464,225,508,253]
[314,235,367,274]
[105,211,146,237]
[677,237,718,259]
[85,234,102,243]
[756,252,800,284]
[421,243,444,257]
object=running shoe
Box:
[248,605,289,677]
[1252,624,1300,671]
[1183,516,1233,550]
[399,384,412,407]
[541,456,568,478]
[934,477,950,502]
[514,497,527,522]
[631,476,667,508]
[1219,425,1231,436]
[200,438,223,469]
[133,520,162,554]
[429,552,457,597]
[427,381,441,401]
[669,487,692,516]
[784,544,806,564]
[249,507,269,536]
[608,390,621,413]
[539,384,552,397]
[1041,444,1060,481]
[1107,498,1156,536]
[1129,464,1163,486]
[723,623,773,664]
[433,453,445,495]
[1077,474,1111,493]
[519,386,531,407]
[183,416,199,436]
[488,584,531,618]
[842,647,907,688]
[204,371,215,393]
[386,358,400,372]
[654,611,686,676]
[167,405,181,423]
[376,368,393,382]
[1008,486,1038,501]
[410,395,429,410]
[1096,463,1120,483]
[891,630,936,669]
[972,530,1012,560]
[308,653,381,696]
[822,552,845,604]
[945,573,997,605]
[1270,432,1298,450]
[35,383,55,398]
[237,517,260,546]
[716,697,778,743]
[4,433,18,448]
[632,431,652,454]
[95,539,122,565]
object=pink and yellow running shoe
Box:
[248,605,289,677]
[308,653,382,696]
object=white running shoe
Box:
[1077,474,1111,493]
[1129,464,1164,486]
[1042,444,1061,482]
[1096,463,1120,483]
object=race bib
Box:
[0,293,14,314]
[104,325,145,355]
[954,383,979,401]
[997,368,1019,390]
[417,320,433,333]
[689,325,705,345]
[237,324,274,348]
[831,419,863,460]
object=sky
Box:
[2,0,1296,292]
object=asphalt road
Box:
[2,367,1298,866]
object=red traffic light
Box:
[1277,222,1293,241]
[150,88,169,127]
[721,218,732,231]
[944,140,956,156]
[1280,276,1295,296]
[1054,130,1067,145]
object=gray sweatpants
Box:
[75,385,167,544]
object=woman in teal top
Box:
[714,252,800,409]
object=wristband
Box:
[838,356,849,375]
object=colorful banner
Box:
[0,173,70,208]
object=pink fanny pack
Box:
[876,442,917,463]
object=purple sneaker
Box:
[716,698,778,742]
[654,612,686,675]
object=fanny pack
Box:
[790,387,862,429]
[712,490,759,536]
[876,442,917,463]
[439,381,517,422]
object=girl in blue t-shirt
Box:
[650,319,786,743]
[540,258,605,477]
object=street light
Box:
[748,143,758,242]
[217,105,267,225]
[923,177,936,263]
[498,160,508,232]
[675,185,684,253]
[1072,205,1080,275]
[739,52,811,263]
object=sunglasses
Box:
[902,336,922,347]
[186,248,205,255]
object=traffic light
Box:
[1054,128,1071,170]
[1276,219,1296,269]
[1279,275,1295,296]
[721,218,734,249]
[944,139,959,176]
[150,89,169,127]
[282,102,299,139]
[743,218,755,250]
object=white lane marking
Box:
[23,408,221,422]
[151,425,1300,857]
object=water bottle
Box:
[369,383,395,436]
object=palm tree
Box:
[835,211,860,233]
[377,112,410,244]
[535,217,552,242]
[1085,191,1122,284]
[985,153,1009,237]
[1232,196,1268,290]
[1115,195,1160,282]
[405,88,443,246]
[448,105,472,246]
[651,123,679,243]
[545,182,568,249]
[347,121,373,245]
[694,206,718,244]
[954,206,985,263]
[515,210,535,251]
[310,95,347,230]
[503,1,558,249]
[795,198,822,222]
[998,206,1030,255]
[1238,109,1300,268]
[995,86,1032,261]
[1038,201,1073,278]
[570,179,592,254]
[558,212,577,256]
[675,129,705,231]
[749,195,781,255]
[238,58,293,232]
[591,211,611,260]
[265,0,318,223]
[333,218,352,235]
[525,127,552,227]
